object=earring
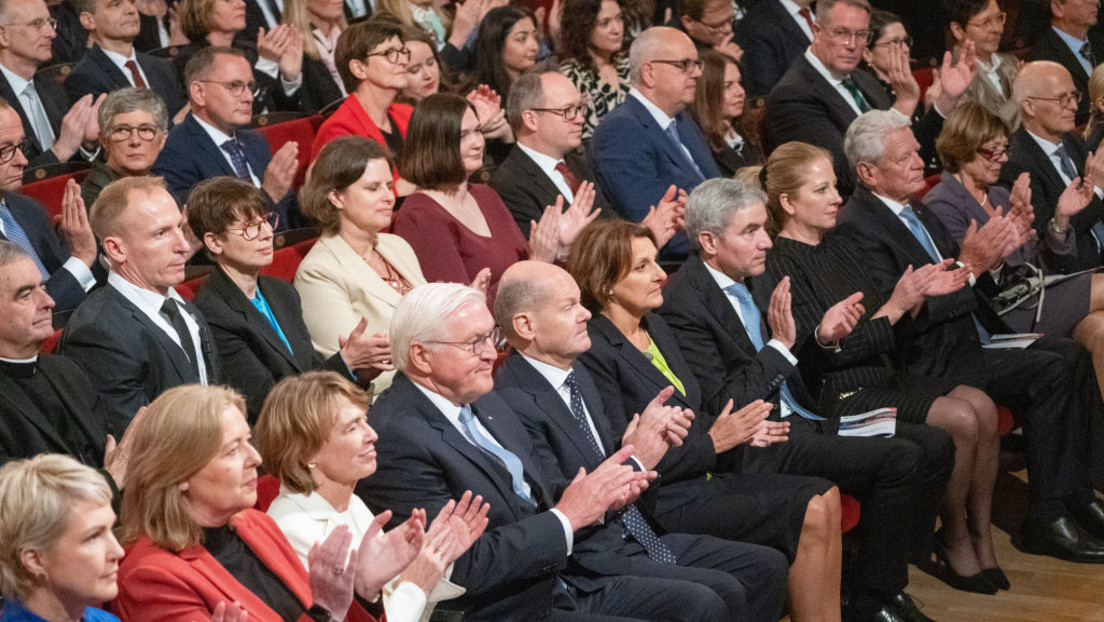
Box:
[307,462,316,471]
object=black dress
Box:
[762,234,957,424]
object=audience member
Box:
[377,0,450,52]
[114,384,401,621]
[0,99,98,315]
[835,109,1104,564]
[360,282,790,621]
[296,137,427,397]
[153,46,298,225]
[690,50,760,177]
[468,6,536,103]
[767,0,974,198]
[48,0,89,64]
[1000,60,1104,272]
[944,0,1019,125]
[392,0,482,75]
[0,454,122,622]
[860,11,930,130]
[257,371,487,622]
[0,0,102,167]
[558,0,630,140]
[61,176,218,432]
[589,26,719,259]
[673,0,741,60]
[495,259,840,622]
[1027,0,1103,125]
[1086,62,1104,151]
[280,0,346,113]
[65,0,186,120]
[81,87,166,208]
[188,177,385,419]
[397,24,438,101]
[393,93,595,302]
[733,0,815,98]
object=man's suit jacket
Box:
[588,95,720,258]
[59,282,220,433]
[0,69,71,167]
[133,13,163,53]
[733,0,810,97]
[192,266,349,420]
[766,54,944,198]
[998,126,1104,271]
[1028,28,1104,126]
[489,146,611,238]
[50,0,88,65]
[4,191,88,313]
[0,354,107,466]
[64,44,186,116]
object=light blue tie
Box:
[664,120,704,179]
[458,405,537,507]
[0,200,48,278]
[723,282,825,421]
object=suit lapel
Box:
[0,73,42,157]
[184,115,238,178]
[323,234,407,308]
[684,256,762,359]
[0,373,70,451]
[107,286,198,382]
[591,314,696,411]
[209,269,300,369]
[472,400,553,505]
[37,357,103,451]
[625,97,702,181]
[90,45,130,91]
[513,148,573,208]
[798,57,859,126]
[855,187,943,267]
[258,278,315,370]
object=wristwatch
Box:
[1049,219,1068,235]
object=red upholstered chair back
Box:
[260,237,319,281]
[19,169,91,223]
[254,115,324,189]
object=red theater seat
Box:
[255,115,324,188]
[20,169,91,223]
[261,237,318,281]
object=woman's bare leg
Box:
[787,488,843,622]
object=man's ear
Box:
[100,234,126,265]
[512,311,536,342]
[854,161,879,188]
[78,11,96,32]
[698,230,718,256]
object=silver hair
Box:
[843,109,910,168]
[628,27,677,85]
[390,283,488,372]
[815,0,873,25]
[685,178,768,251]
[0,240,29,269]
[97,87,169,135]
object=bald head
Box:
[495,261,592,368]
[1014,61,1078,140]
[628,27,701,117]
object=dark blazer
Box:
[1027,27,1104,126]
[733,0,810,97]
[169,40,300,115]
[299,54,345,115]
[998,126,1104,271]
[133,13,163,53]
[59,282,220,434]
[4,191,88,314]
[0,354,107,466]
[50,0,88,65]
[191,266,350,420]
[489,146,610,238]
[766,54,944,198]
[0,68,72,167]
[588,95,721,258]
[64,44,186,117]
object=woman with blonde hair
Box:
[1085,63,1104,152]
[282,0,348,111]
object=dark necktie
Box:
[458,405,537,507]
[554,161,581,195]
[124,60,146,88]
[840,76,872,113]
[0,200,49,279]
[1081,42,1097,71]
[161,299,199,374]
[797,7,815,38]
[564,371,677,564]
[221,139,252,182]
[1054,144,1079,180]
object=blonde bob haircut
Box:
[255,371,369,495]
[0,454,113,601]
[120,385,247,551]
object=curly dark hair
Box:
[559,0,620,72]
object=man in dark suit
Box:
[999,61,1104,272]
[589,26,719,260]
[49,0,88,63]
[493,70,610,238]
[657,178,953,621]
[359,282,789,622]
[65,0,186,118]
[835,109,1104,564]
[60,176,219,433]
[152,46,297,225]
[733,0,814,97]
[765,0,974,197]
[1027,0,1104,125]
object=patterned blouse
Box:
[561,55,632,141]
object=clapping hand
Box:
[886,41,919,118]
[933,39,978,113]
[61,178,97,267]
[767,277,796,350]
[556,445,652,528]
[707,399,776,453]
[622,385,693,469]
[338,317,393,381]
[641,185,686,248]
[556,181,601,252]
[355,510,426,600]
[817,292,864,345]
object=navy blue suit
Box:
[733,0,810,97]
[0,70,73,168]
[64,45,186,117]
[3,191,90,314]
[588,96,721,259]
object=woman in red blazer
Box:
[113,385,427,622]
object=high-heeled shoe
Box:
[981,567,1010,591]
[933,542,998,594]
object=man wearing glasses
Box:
[589,26,718,262]
[153,45,299,228]
[767,0,975,198]
[1001,60,1104,272]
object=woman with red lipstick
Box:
[258,371,489,622]
[761,141,1008,594]
[115,384,420,622]
[690,50,761,179]
[0,455,122,622]
[399,26,443,102]
[559,0,630,141]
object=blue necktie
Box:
[564,371,677,564]
[664,120,704,179]
[458,405,536,507]
[221,139,252,182]
[723,282,824,421]
[0,200,48,279]
[1054,144,1079,180]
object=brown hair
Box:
[762,142,833,236]
[935,101,1008,173]
[692,49,741,151]
[300,136,392,235]
[254,371,369,495]
[565,219,657,313]
[121,385,248,551]
[183,46,247,86]
[559,0,622,71]
[187,177,269,239]
[90,176,170,238]
[335,20,405,93]
[398,93,477,190]
[1088,64,1104,142]
[179,0,219,42]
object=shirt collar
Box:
[779,0,806,17]
[277,484,346,520]
[0,62,31,95]
[192,113,237,147]
[413,380,465,423]
[517,142,566,180]
[0,353,38,364]
[628,87,676,129]
[101,47,138,72]
[519,353,572,392]
[872,191,910,216]
[1025,128,1062,157]
[703,260,739,291]
[1053,25,1089,55]
[804,47,845,84]
[108,270,184,316]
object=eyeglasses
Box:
[871,35,913,49]
[365,46,412,64]
[652,58,705,74]
[0,138,33,163]
[967,10,1006,30]
[827,27,873,45]
[1027,90,1083,107]
[225,212,279,240]
[976,145,1011,161]
[108,123,160,142]
[198,80,257,97]
[530,97,591,122]
[3,16,57,31]
[426,326,502,357]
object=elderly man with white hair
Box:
[834,109,1104,564]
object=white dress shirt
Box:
[0,63,55,150]
[779,0,814,41]
[1054,26,1094,76]
[517,143,575,203]
[803,48,864,116]
[192,114,262,187]
[101,47,151,88]
[979,53,1006,95]
[1025,128,1104,199]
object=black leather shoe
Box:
[1073,499,1104,541]
[933,543,997,594]
[843,603,910,622]
[886,592,935,622]
[981,567,1010,591]
[1021,516,1104,563]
